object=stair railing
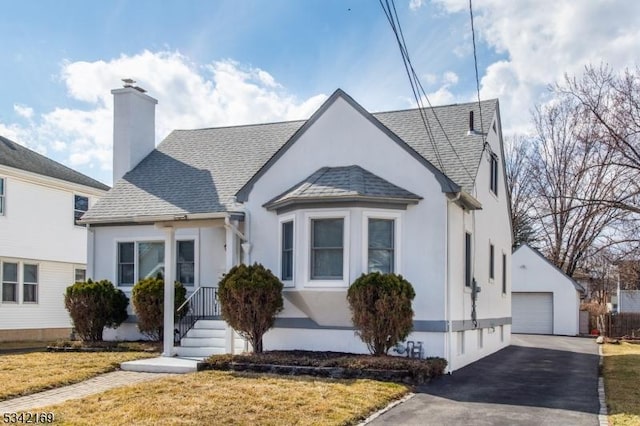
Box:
[175,286,220,343]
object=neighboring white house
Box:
[82,85,512,371]
[619,290,640,313]
[0,136,109,341]
[511,244,585,336]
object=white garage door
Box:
[512,292,553,334]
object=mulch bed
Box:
[204,350,447,385]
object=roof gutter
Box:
[446,191,482,211]
[79,211,237,226]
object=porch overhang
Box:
[80,211,244,227]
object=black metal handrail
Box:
[175,286,220,343]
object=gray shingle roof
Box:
[0,135,110,191]
[83,91,499,223]
[264,165,422,210]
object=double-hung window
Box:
[310,218,344,280]
[74,195,89,225]
[177,241,195,286]
[489,243,495,281]
[117,242,135,286]
[75,268,86,283]
[2,262,18,302]
[465,232,472,287]
[502,253,507,294]
[23,264,38,303]
[0,177,5,215]
[281,221,294,281]
[490,154,499,195]
[367,218,395,273]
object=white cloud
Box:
[0,50,327,184]
[409,0,426,11]
[434,0,640,133]
[442,71,459,85]
[13,104,34,119]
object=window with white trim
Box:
[2,262,18,302]
[502,253,507,294]
[177,241,195,286]
[75,268,86,283]
[490,153,499,195]
[489,243,495,281]
[23,264,38,303]
[367,218,395,273]
[74,195,89,225]
[310,218,344,280]
[281,221,294,281]
[118,242,135,286]
[0,177,5,215]
[465,232,472,287]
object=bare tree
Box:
[558,64,640,214]
[528,94,629,277]
[505,135,538,247]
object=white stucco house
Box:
[82,84,512,371]
[0,136,109,341]
[511,244,585,336]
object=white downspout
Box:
[446,192,462,373]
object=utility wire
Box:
[469,0,491,156]
[380,0,476,183]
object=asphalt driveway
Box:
[370,334,600,426]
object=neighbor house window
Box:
[310,218,344,280]
[489,243,495,280]
[0,177,5,215]
[74,268,86,282]
[117,242,135,286]
[502,253,507,294]
[177,241,195,286]
[23,264,38,303]
[368,219,395,273]
[2,262,18,302]
[465,233,472,287]
[281,221,294,281]
[490,153,498,195]
[74,195,89,225]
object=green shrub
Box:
[131,277,187,341]
[217,263,284,353]
[347,272,415,356]
[64,279,129,342]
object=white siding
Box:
[620,290,640,313]
[0,259,75,330]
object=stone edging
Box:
[358,392,415,425]
[598,344,608,426]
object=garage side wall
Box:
[512,245,580,336]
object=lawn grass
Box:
[603,342,640,426]
[44,371,409,425]
[0,351,156,401]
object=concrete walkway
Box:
[0,371,174,413]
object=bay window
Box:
[367,218,395,273]
[310,218,344,279]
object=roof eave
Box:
[79,211,234,226]
[447,191,483,210]
[264,195,421,211]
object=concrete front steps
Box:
[175,319,228,358]
[121,320,248,373]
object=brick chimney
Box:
[111,81,158,183]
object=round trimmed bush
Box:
[347,272,415,356]
[132,277,187,341]
[217,263,284,353]
[64,279,129,342]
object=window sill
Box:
[304,279,348,289]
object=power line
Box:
[379,0,477,184]
[469,0,491,156]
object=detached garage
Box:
[512,244,585,335]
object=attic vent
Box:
[469,111,474,132]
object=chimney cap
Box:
[121,78,147,93]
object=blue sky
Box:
[1,0,639,185]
